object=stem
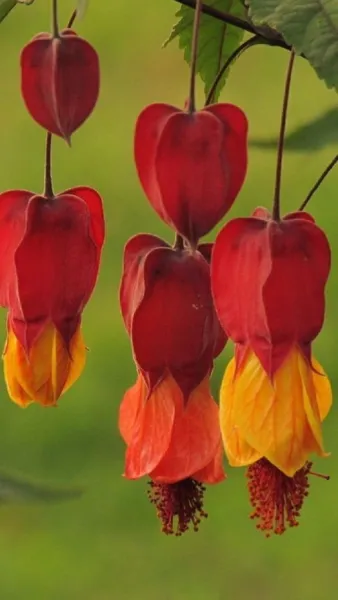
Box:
[44,133,54,198]
[272,50,295,221]
[67,9,77,28]
[205,35,261,106]
[187,0,203,113]
[52,0,59,37]
[173,0,295,53]
[175,0,256,36]
[299,155,338,211]
[43,7,78,198]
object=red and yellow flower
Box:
[211,208,332,535]
[0,186,104,407]
[119,234,226,534]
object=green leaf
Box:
[76,0,89,20]
[165,1,247,101]
[0,0,16,23]
[251,108,338,151]
[0,469,84,504]
[249,0,338,91]
[0,0,34,24]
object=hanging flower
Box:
[0,186,105,407]
[119,234,226,533]
[21,28,100,142]
[211,207,332,534]
[134,103,248,245]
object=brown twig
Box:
[173,0,293,53]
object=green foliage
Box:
[165,1,247,101]
[249,0,338,91]
[251,108,338,151]
[0,469,83,504]
[0,0,34,24]
[0,0,16,23]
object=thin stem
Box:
[174,0,296,54]
[205,35,261,106]
[67,9,77,28]
[44,133,54,198]
[299,155,338,211]
[187,0,203,113]
[52,0,59,37]
[272,50,295,221]
[43,6,78,198]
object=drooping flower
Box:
[21,29,100,142]
[119,234,226,534]
[211,207,332,534]
[120,234,226,398]
[134,103,248,245]
[119,373,224,535]
[0,186,105,407]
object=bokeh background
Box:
[0,2,337,599]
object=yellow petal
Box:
[311,357,332,421]
[3,323,86,407]
[230,347,330,477]
[220,356,262,467]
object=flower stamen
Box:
[147,478,208,536]
[246,458,314,537]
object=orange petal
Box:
[310,357,332,421]
[220,357,262,467]
[3,322,86,407]
[150,377,221,483]
[193,441,226,484]
[119,376,144,445]
[232,347,330,476]
[124,375,175,479]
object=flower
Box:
[119,234,226,533]
[211,207,332,534]
[21,29,100,141]
[119,373,224,535]
[134,103,248,244]
[0,186,105,407]
[120,234,226,398]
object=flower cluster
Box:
[119,48,332,537]
[0,11,104,407]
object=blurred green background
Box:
[0,1,337,599]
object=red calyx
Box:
[120,234,226,397]
[134,102,248,245]
[211,209,331,376]
[0,187,105,351]
[21,29,100,141]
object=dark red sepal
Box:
[134,102,248,244]
[0,187,104,351]
[120,235,226,397]
[211,209,331,376]
[21,29,100,141]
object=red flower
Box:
[0,186,105,406]
[134,103,248,244]
[119,234,226,534]
[211,207,332,534]
[120,234,226,398]
[21,29,100,142]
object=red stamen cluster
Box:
[147,478,208,536]
[247,458,312,536]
